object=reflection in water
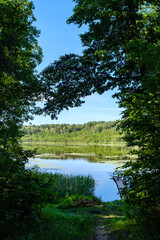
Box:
[24,145,135,201]
[23,144,135,162]
[26,157,123,202]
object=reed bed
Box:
[31,170,95,203]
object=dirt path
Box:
[86,200,125,240]
[90,219,115,240]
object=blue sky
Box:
[28,0,122,125]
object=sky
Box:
[27,0,123,125]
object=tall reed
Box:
[31,170,95,203]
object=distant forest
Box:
[22,120,123,144]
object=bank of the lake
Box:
[23,143,140,239]
[23,143,136,161]
[27,157,122,201]
[25,143,136,201]
[39,199,133,240]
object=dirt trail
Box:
[90,219,114,240]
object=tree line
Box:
[22,120,123,144]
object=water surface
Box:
[27,157,123,202]
[24,144,133,201]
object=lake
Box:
[25,144,132,202]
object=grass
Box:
[35,199,133,240]
[26,168,132,240]
[13,169,147,240]
[26,170,159,240]
[7,165,144,240]
[39,203,97,240]
[30,169,95,203]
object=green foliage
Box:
[28,170,95,203]
[40,0,160,238]
[23,143,130,161]
[34,200,128,240]
[39,204,96,240]
[56,195,101,209]
[22,120,123,144]
[0,1,43,239]
[120,92,160,239]
[0,0,42,129]
[0,164,95,239]
[0,166,43,239]
[40,0,159,117]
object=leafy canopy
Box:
[41,0,160,119]
[0,1,43,238]
[40,0,160,237]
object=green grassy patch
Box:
[35,199,133,240]
[39,204,96,240]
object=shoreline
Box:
[22,141,127,147]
